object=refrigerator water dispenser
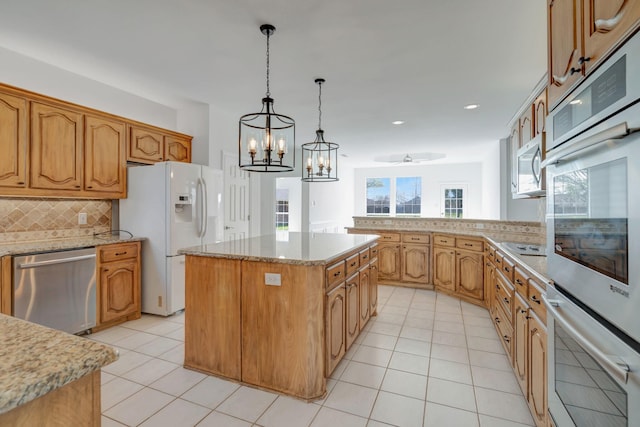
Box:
[174,193,193,222]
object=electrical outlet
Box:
[265,273,281,286]
[78,212,88,225]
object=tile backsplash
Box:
[0,198,111,243]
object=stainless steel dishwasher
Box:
[13,247,97,334]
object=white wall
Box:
[354,162,488,219]
[481,141,501,219]
[0,46,178,128]
[306,161,356,233]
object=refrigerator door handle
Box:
[196,178,204,237]
[201,177,208,239]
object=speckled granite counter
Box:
[0,234,145,257]
[179,232,379,265]
[0,314,117,414]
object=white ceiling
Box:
[0,0,547,167]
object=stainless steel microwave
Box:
[515,133,545,197]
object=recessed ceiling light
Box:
[392,120,405,125]
[463,104,479,110]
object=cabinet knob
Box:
[530,295,541,304]
[17,181,25,185]
[75,185,81,188]
[494,317,500,324]
[578,56,591,65]
[570,67,582,75]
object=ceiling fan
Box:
[373,152,446,164]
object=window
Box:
[442,187,465,218]
[366,178,390,214]
[275,189,289,230]
[396,177,421,215]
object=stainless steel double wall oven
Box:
[543,31,640,427]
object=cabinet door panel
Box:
[128,126,164,163]
[378,244,401,281]
[345,274,359,350]
[100,260,139,324]
[513,293,529,397]
[0,92,27,187]
[584,0,640,72]
[85,115,126,195]
[31,102,83,190]
[402,244,430,283]
[456,250,484,301]
[325,285,346,376]
[165,135,191,162]
[528,313,548,427]
[369,259,378,316]
[548,0,583,107]
[359,267,370,330]
[433,247,455,291]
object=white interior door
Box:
[223,151,250,241]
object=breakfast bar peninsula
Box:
[179,232,379,400]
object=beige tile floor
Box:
[90,285,535,427]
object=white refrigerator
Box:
[120,161,223,316]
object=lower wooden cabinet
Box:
[433,247,455,291]
[345,273,359,350]
[433,235,484,304]
[513,293,529,395]
[325,283,346,376]
[0,256,10,315]
[402,244,430,283]
[358,266,370,330]
[369,258,378,316]
[455,249,484,300]
[528,312,548,427]
[378,242,401,281]
[96,242,141,327]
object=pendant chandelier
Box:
[239,24,295,172]
[301,78,339,182]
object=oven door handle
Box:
[542,122,631,168]
[542,294,630,384]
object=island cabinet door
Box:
[345,273,359,350]
[358,266,370,330]
[369,258,378,316]
[326,284,346,376]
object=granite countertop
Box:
[0,234,145,257]
[179,232,380,265]
[0,314,117,415]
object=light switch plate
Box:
[78,212,88,225]
[265,273,281,286]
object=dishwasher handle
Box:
[18,253,96,269]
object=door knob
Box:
[224,226,234,230]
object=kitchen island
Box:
[0,314,117,425]
[179,232,379,400]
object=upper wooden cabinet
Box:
[30,102,83,191]
[128,125,193,164]
[128,126,164,164]
[533,88,547,137]
[85,115,126,197]
[583,1,640,74]
[0,83,193,198]
[0,92,27,188]
[548,0,640,108]
[165,135,192,163]
[509,121,520,194]
[548,0,583,108]
[519,104,534,148]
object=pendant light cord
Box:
[318,80,322,130]
[265,31,271,98]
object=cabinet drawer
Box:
[456,238,483,252]
[528,280,546,323]
[370,244,379,259]
[98,243,139,263]
[493,304,513,357]
[326,261,346,289]
[359,248,370,265]
[346,253,360,276]
[402,234,430,244]
[495,273,514,322]
[378,232,400,242]
[494,251,503,268]
[501,256,515,282]
[513,266,529,298]
[433,234,455,247]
